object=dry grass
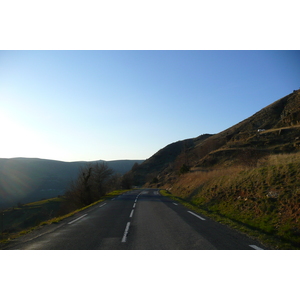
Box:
[167,151,300,249]
[262,152,300,165]
[169,166,245,198]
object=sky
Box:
[1,50,300,162]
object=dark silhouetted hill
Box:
[0,158,143,209]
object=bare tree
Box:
[65,162,114,207]
[92,162,113,198]
[65,164,93,206]
[106,173,122,191]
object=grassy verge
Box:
[160,152,300,250]
[0,189,129,245]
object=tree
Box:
[131,162,139,171]
[121,173,133,189]
[65,164,93,207]
[65,162,114,207]
[151,177,159,184]
[106,173,122,191]
[92,162,114,197]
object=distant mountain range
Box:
[127,89,300,187]
[0,158,143,209]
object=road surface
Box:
[2,189,267,250]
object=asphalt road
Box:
[2,189,267,250]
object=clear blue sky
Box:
[1,50,300,162]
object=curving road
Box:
[2,189,267,250]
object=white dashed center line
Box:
[99,203,107,208]
[187,211,206,221]
[130,209,134,218]
[249,245,264,250]
[120,193,141,243]
[121,222,131,242]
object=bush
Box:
[179,164,190,174]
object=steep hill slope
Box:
[128,89,300,187]
[193,89,300,168]
[124,134,213,186]
[128,89,300,248]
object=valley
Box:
[0,158,143,209]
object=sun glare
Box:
[0,111,42,158]
[0,110,73,161]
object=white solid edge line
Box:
[187,211,206,221]
[249,245,264,250]
[121,222,131,242]
[68,214,88,225]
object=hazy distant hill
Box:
[128,89,300,187]
[0,158,143,209]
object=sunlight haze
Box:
[1,50,299,161]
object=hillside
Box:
[128,89,300,187]
[126,90,300,248]
[0,158,143,209]
[123,134,213,186]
